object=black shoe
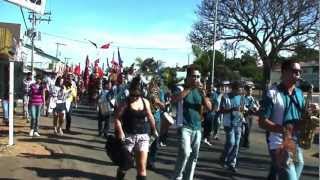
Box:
[242,143,250,148]
[228,166,238,173]
[147,162,156,170]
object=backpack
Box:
[105,135,134,170]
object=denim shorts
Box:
[124,134,150,153]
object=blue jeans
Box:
[2,99,9,121]
[30,105,42,132]
[172,127,201,180]
[269,146,304,180]
[212,113,222,136]
[222,126,242,168]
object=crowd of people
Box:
[10,60,319,180]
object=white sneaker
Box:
[29,129,34,137]
[58,128,63,136]
[26,118,30,123]
[54,127,58,134]
[214,135,219,140]
[33,132,40,137]
[203,138,212,146]
[160,142,167,147]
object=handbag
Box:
[105,135,134,170]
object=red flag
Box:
[74,63,81,76]
[94,58,100,67]
[100,43,110,49]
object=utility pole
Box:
[56,42,66,58]
[211,0,219,87]
[55,42,66,71]
[64,57,71,65]
[28,11,51,75]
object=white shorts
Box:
[124,134,150,153]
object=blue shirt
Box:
[220,93,243,127]
[260,84,304,149]
[183,89,203,130]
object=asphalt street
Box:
[0,104,318,179]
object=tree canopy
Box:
[190,0,319,89]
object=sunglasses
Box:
[191,75,201,79]
[291,68,302,74]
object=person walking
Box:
[114,75,158,180]
[52,76,66,136]
[171,65,212,180]
[259,60,305,180]
[241,84,259,148]
[29,74,46,137]
[65,75,77,133]
[97,80,113,137]
[147,78,165,169]
[219,81,243,173]
[23,72,34,122]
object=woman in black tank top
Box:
[114,76,158,180]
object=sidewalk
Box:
[0,112,69,179]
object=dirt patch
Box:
[0,116,51,157]
[0,141,51,157]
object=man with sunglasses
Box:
[259,60,305,180]
[171,65,212,180]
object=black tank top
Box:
[122,97,148,134]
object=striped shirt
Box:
[29,83,45,105]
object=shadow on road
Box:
[19,137,105,151]
[24,167,116,180]
[20,152,113,166]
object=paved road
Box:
[1,104,318,179]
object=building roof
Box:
[24,44,61,62]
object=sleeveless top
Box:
[122,97,148,134]
[29,83,44,105]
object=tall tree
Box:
[190,0,319,89]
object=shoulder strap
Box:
[141,97,147,112]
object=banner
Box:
[5,0,47,15]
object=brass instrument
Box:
[147,78,160,113]
[299,85,320,149]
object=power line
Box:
[41,32,190,51]
[20,7,28,30]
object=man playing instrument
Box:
[171,65,211,180]
[219,81,243,173]
[259,60,304,180]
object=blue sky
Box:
[0,0,202,68]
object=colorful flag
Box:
[94,58,100,67]
[74,63,81,76]
[100,43,110,49]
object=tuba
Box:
[298,84,320,149]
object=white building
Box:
[22,44,66,75]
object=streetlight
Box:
[211,0,219,86]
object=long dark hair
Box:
[129,75,142,97]
[55,76,63,87]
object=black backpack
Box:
[105,135,134,170]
